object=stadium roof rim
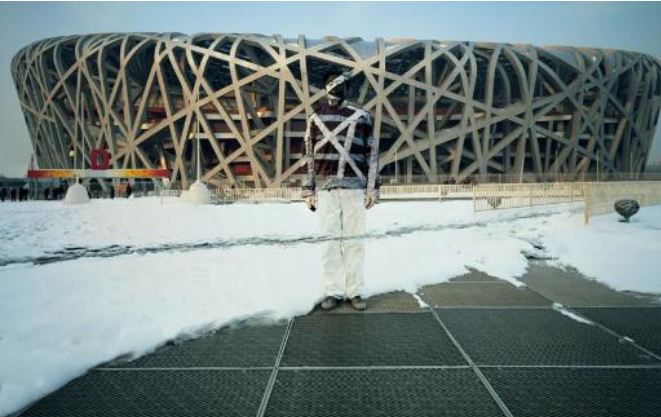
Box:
[13,32,660,60]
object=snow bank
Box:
[0,198,317,264]
[0,197,574,266]
[0,244,321,413]
[0,197,659,415]
[542,205,661,294]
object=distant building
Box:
[11,33,661,188]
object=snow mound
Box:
[63,183,90,205]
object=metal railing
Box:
[582,181,661,224]
[158,184,475,203]
[379,184,473,201]
[217,187,304,202]
[155,181,661,226]
[471,181,661,225]
[378,172,661,184]
[472,182,584,211]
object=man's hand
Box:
[364,193,378,209]
[304,195,317,212]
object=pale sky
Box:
[1,1,660,176]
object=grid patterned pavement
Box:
[14,267,661,417]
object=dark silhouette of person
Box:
[44,187,50,200]
[126,183,132,198]
[10,188,17,202]
[110,184,115,199]
[0,187,6,202]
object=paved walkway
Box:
[15,263,661,417]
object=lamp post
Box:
[395,147,399,183]
[185,88,211,204]
[63,96,90,206]
[196,112,201,182]
[630,149,633,180]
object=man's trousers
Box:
[317,188,366,299]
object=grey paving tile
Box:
[448,269,503,283]
[20,370,270,417]
[105,321,286,368]
[265,369,503,417]
[281,313,466,366]
[520,263,656,307]
[482,368,661,417]
[420,282,550,307]
[576,307,661,356]
[438,308,660,365]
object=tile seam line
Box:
[433,305,553,309]
[478,364,661,369]
[568,305,661,309]
[315,305,556,315]
[91,364,661,372]
[426,306,514,417]
[278,365,472,371]
[95,366,274,371]
[255,317,294,417]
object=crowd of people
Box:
[0,184,67,202]
[0,186,30,202]
[0,181,136,202]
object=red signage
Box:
[89,148,111,170]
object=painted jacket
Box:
[301,100,380,198]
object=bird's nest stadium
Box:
[11,33,661,189]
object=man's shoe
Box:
[349,296,367,311]
[320,296,341,311]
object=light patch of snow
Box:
[0,198,319,264]
[0,198,577,266]
[552,302,594,325]
[411,293,429,308]
[541,205,661,294]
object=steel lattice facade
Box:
[11,33,661,188]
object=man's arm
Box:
[366,114,380,197]
[301,112,316,210]
[364,113,380,207]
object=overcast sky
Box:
[1,1,660,176]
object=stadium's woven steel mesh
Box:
[11,33,661,188]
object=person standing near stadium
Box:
[302,70,381,311]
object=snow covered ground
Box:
[0,197,659,415]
